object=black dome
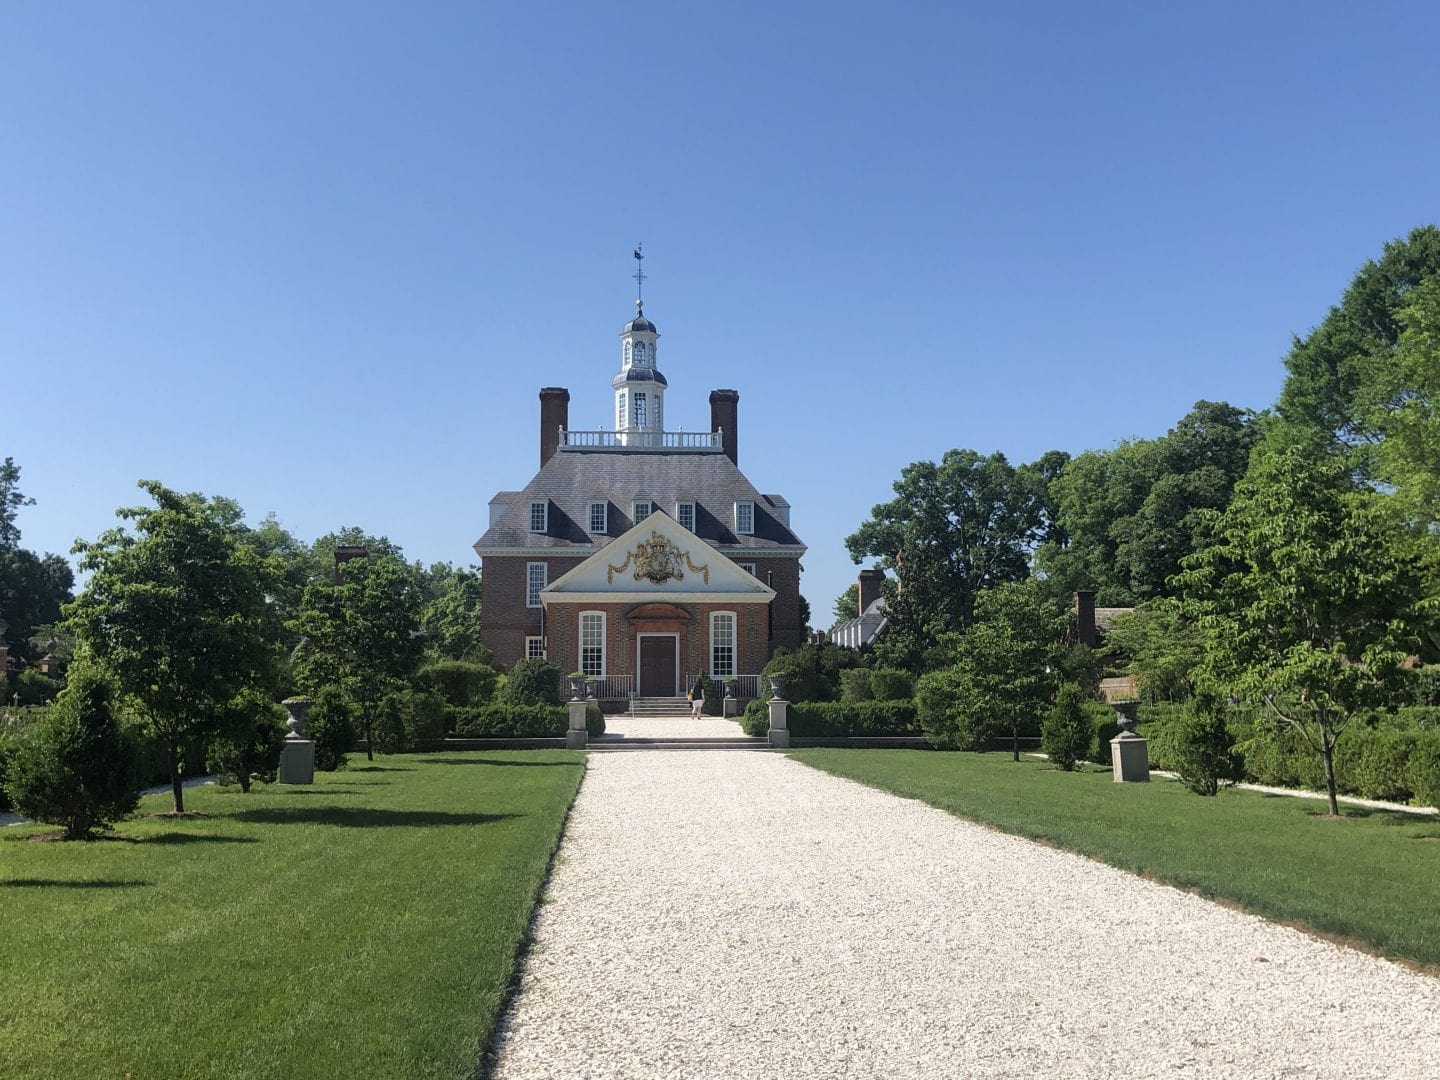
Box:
[612,367,668,388]
[623,314,657,333]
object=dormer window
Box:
[633,500,653,522]
[589,502,608,533]
[676,501,695,531]
[529,501,548,533]
[734,501,755,535]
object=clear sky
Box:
[3,1,1438,622]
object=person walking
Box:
[688,677,705,720]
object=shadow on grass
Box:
[345,766,412,773]
[269,788,364,796]
[418,756,577,768]
[227,807,519,828]
[1,878,151,889]
[143,832,258,845]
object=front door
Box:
[638,635,677,697]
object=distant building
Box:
[829,568,888,650]
[474,287,807,698]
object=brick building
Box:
[473,287,806,698]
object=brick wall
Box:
[478,555,584,669]
[746,557,803,654]
[543,600,769,680]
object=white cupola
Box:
[612,302,666,445]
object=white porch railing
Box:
[560,428,724,452]
[589,674,635,700]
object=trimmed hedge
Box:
[742,699,918,738]
[452,702,604,739]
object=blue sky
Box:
[4,1,1438,621]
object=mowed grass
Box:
[790,749,1440,970]
[0,752,584,1080]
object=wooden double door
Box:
[638,635,678,697]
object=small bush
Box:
[373,688,448,754]
[308,689,356,771]
[453,704,566,738]
[741,698,769,737]
[3,666,141,839]
[418,660,497,709]
[915,667,991,750]
[1042,684,1092,771]
[1089,704,1121,765]
[869,668,915,702]
[207,692,287,792]
[586,703,605,737]
[497,659,562,706]
[1168,689,1244,796]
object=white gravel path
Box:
[490,752,1440,1080]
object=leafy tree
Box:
[0,460,76,665]
[1167,687,1244,796]
[307,688,355,771]
[1101,602,1205,702]
[1042,683,1093,771]
[847,449,1044,671]
[1277,225,1440,456]
[291,553,425,761]
[761,641,862,702]
[420,565,485,660]
[206,690,287,792]
[833,583,859,623]
[3,664,140,839]
[0,456,34,552]
[66,482,277,813]
[1035,401,1259,604]
[1179,434,1427,815]
[417,659,497,709]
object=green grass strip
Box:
[0,752,584,1080]
[790,749,1440,970]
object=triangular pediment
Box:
[541,512,775,604]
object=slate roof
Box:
[476,448,804,553]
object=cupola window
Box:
[633,392,647,427]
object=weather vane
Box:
[633,243,646,312]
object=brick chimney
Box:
[539,387,570,467]
[709,389,739,465]
[857,568,885,615]
[1074,590,1097,648]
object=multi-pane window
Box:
[622,341,632,369]
[589,502,607,533]
[738,563,756,576]
[633,341,648,365]
[529,501,547,533]
[617,391,627,428]
[676,501,695,531]
[633,392,647,428]
[579,612,605,677]
[735,501,755,535]
[710,612,736,677]
[525,636,546,660]
[633,501,653,522]
[526,562,547,608]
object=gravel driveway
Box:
[490,752,1440,1079]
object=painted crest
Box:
[608,531,710,586]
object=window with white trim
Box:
[734,501,755,535]
[529,501,547,533]
[526,562,546,608]
[623,341,632,369]
[633,500,653,522]
[710,611,736,677]
[589,502,607,533]
[617,391,627,428]
[525,636,546,660]
[738,562,756,576]
[579,611,605,677]
[676,501,695,531]
[633,391,647,427]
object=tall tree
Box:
[832,583,859,623]
[0,457,35,552]
[1178,434,1426,815]
[0,458,76,664]
[419,565,484,661]
[1371,275,1440,538]
[66,482,278,813]
[291,553,424,761]
[846,449,1043,671]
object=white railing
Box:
[589,674,635,700]
[560,428,724,451]
[683,674,765,700]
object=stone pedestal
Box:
[1111,734,1150,782]
[278,738,315,784]
[768,698,790,750]
[567,700,589,750]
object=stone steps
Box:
[589,737,770,752]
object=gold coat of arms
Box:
[608,531,710,585]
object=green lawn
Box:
[790,749,1440,970]
[0,752,584,1080]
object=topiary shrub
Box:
[869,668,915,701]
[207,691,287,792]
[1167,689,1244,796]
[1042,684,1092,771]
[453,704,567,737]
[497,659,562,706]
[585,703,605,737]
[761,642,861,703]
[3,665,141,839]
[740,698,769,737]
[308,688,356,771]
[1090,704,1122,765]
[787,700,918,737]
[1406,732,1440,810]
